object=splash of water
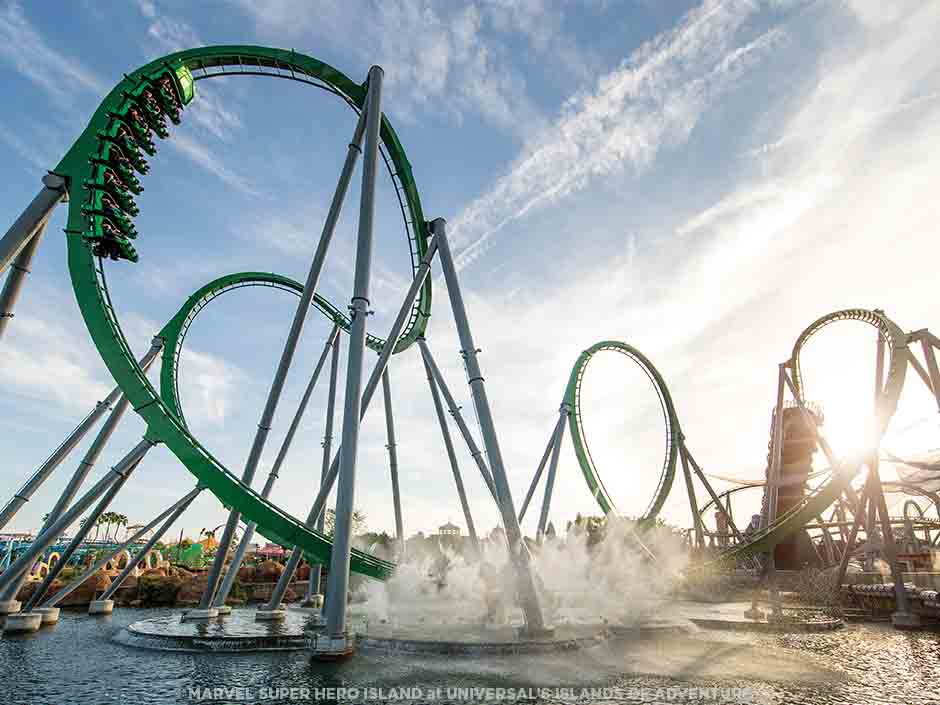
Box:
[352,518,688,632]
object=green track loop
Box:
[59,47,435,580]
[714,308,909,562]
[563,341,679,523]
[156,271,392,570]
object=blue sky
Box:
[1,0,939,542]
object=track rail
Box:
[563,341,679,522]
[713,309,909,561]
[57,47,434,580]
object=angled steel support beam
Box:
[198,98,369,611]
[433,217,547,634]
[519,411,564,524]
[382,368,405,556]
[212,325,340,608]
[422,345,479,552]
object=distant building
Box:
[438,521,461,537]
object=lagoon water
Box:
[2,607,939,704]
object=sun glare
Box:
[799,321,939,468]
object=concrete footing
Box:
[309,631,356,661]
[216,605,233,616]
[181,607,218,621]
[892,611,923,630]
[301,594,324,609]
[3,612,42,633]
[88,600,114,615]
[0,599,22,615]
[255,608,287,621]
[290,607,326,626]
[33,606,60,625]
[517,625,556,640]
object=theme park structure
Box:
[1,46,939,650]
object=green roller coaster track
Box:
[714,308,910,561]
[156,271,392,572]
[56,46,435,580]
[563,341,679,523]
[46,41,912,579]
[561,309,910,564]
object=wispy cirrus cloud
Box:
[135,2,251,184]
[0,120,51,171]
[169,134,258,196]
[233,0,587,138]
[0,1,107,104]
[448,0,784,270]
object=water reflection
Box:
[1,608,939,704]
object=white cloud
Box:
[448,0,784,270]
[0,1,107,104]
[177,348,247,427]
[136,0,156,19]
[0,120,50,170]
[0,304,112,411]
[234,0,554,137]
[169,133,258,196]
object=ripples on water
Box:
[1,608,939,704]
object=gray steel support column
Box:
[0,173,66,276]
[310,330,341,603]
[24,447,148,611]
[432,218,546,633]
[835,483,869,587]
[519,414,564,523]
[324,66,383,638]
[537,404,569,542]
[684,448,744,543]
[0,222,44,339]
[417,339,498,503]
[212,326,340,608]
[678,436,704,548]
[816,514,837,565]
[871,334,911,616]
[271,235,439,603]
[0,394,119,532]
[382,368,404,555]
[43,487,202,607]
[421,345,479,551]
[265,548,304,612]
[0,439,152,595]
[99,488,200,603]
[0,343,161,602]
[0,343,160,532]
[919,338,940,413]
[198,105,369,612]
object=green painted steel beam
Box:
[563,340,679,523]
[58,47,437,580]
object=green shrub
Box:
[138,574,183,605]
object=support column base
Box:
[291,606,326,626]
[308,631,356,661]
[216,605,233,616]
[33,606,60,625]
[516,625,556,640]
[892,611,922,630]
[255,607,286,621]
[88,600,114,615]
[301,594,324,609]
[181,607,218,621]
[0,599,22,615]
[3,612,42,633]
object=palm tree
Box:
[99,513,115,542]
[114,513,128,541]
[105,512,120,542]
